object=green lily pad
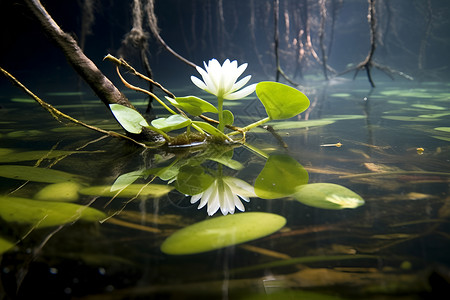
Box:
[271,120,335,130]
[256,82,310,120]
[223,110,234,126]
[0,165,83,183]
[0,150,92,163]
[151,114,191,132]
[411,104,447,110]
[192,121,229,139]
[255,155,308,199]
[293,183,364,209]
[79,183,173,198]
[165,96,217,116]
[434,127,450,133]
[330,93,351,98]
[431,136,450,142]
[0,196,106,228]
[109,103,149,134]
[161,212,286,255]
[174,165,214,196]
[34,182,82,202]
[381,116,439,122]
[0,236,15,255]
[418,113,450,119]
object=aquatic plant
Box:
[107,55,310,146]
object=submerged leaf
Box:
[254,155,308,199]
[34,182,82,202]
[0,165,83,183]
[293,183,364,209]
[174,165,214,196]
[0,196,105,228]
[79,184,173,198]
[109,104,149,134]
[0,150,92,163]
[161,212,286,255]
[256,81,310,120]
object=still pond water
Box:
[0,76,449,299]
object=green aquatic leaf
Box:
[165,96,218,116]
[0,150,92,163]
[330,93,351,98]
[254,154,309,199]
[434,127,450,133]
[431,136,450,142]
[109,103,149,134]
[0,196,105,228]
[34,182,82,202]
[79,184,173,198]
[271,119,335,130]
[110,170,147,192]
[411,104,446,111]
[174,165,214,196]
[151,114,191,132]
[192,121,229,139]
[256,81,310,120]
[418,112,450,119]
[161,212,286,255]
[0,236,15,255]
[381,116,439,122]
[223,110,234,126]
[293,183,364,209]
[0,165,83,183]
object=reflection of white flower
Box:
[191,59,256,100]
[191,176,256,216]
[325,194,364,209]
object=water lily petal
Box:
[190,193,202,204]
[225,83,256,100]
[230,75,252,93]
[190,76,208,91]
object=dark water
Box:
[0,75,449,299]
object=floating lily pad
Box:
[388,100,407,105]
[434,127,450,133]
[293,183,364,209]
[161,212,286,255]
[151,114,191,132]
[79,184,173,198]
[165,96,217,116]
[271,120,335,130]
[330,93,351,98]
[10,97,35,103]
[0,150,91,163]
[418,113,450,119]
[381,116,439,122]
[0,236,15,255]
[174,165,214,196]
[109,104,149,134]
[256,82,310,120]
[255,155,308,199]
[0,196,105,228]
[411,104,447,110]
[0,165,83,183]
[431,136,450,142]
[34,182,82,202]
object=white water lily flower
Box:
[191,59,256,100]
[190,176,256,216]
